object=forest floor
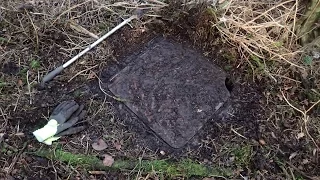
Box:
[0,1,319,179]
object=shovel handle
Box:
[41,66,64,85]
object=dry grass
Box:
[213,0,302,68]
[212,0,319,134]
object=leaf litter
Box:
[102,154,114,167]
[92,139,108,151]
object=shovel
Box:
[40,14,140,87]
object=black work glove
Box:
[33,100,86,145]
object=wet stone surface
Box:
[108,38,230,148]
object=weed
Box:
[303,55,313,65]
[250,55,265,71]
[0,37,8,43]
[29,59,41,70]
[232,145,252,168]
[73,90,82,98]
[0,80,7,88]
[0,79,7,93]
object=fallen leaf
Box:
[87,71,96,79]
[302,159,309,164]
[289,152,298,160]
[259,139,266,145]
[297,132,305,139]
[92,139,107,151]
[17,79,23,86]
[113,140,122,150]
[102,154,114,167]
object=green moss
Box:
[223,53,236,62]
[232,145,252,167]
[250,55,264,71]
[34,148,104,169]
[31,149,232,178]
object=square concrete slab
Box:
[108,38,230,148]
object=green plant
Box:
[232,145,253,168]
[0,80,7,88]
[30,59,41,70]
[303,55,313,65]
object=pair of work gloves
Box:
[33,100,86,145]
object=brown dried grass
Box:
[213,0,303,69]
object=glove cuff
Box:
[43,136,61,145]
[32,119,59,142]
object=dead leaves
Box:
[102,154,114,167]
[92,139,124,151]
[258,139,266,145]
[113,140,123,151]
[91,139,120,167]
[92,139,107,151]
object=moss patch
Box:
[31,148,232,178]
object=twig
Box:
[306,99,320,113]
[69,21,99,39]
[52,0,93,25]
[281,91,320,149]
[244,0,295,25]
[93,73,126,102]
[0,107,8,131]
[289,0,298,48]
[231,127,247,139]
[6,141,28,174]
[26,11,39,50]
[68,65,98,82]
[26,70,32,105]
[286,161,318,180]
[13,92,22,112]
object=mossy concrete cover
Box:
[108,37,230,148]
